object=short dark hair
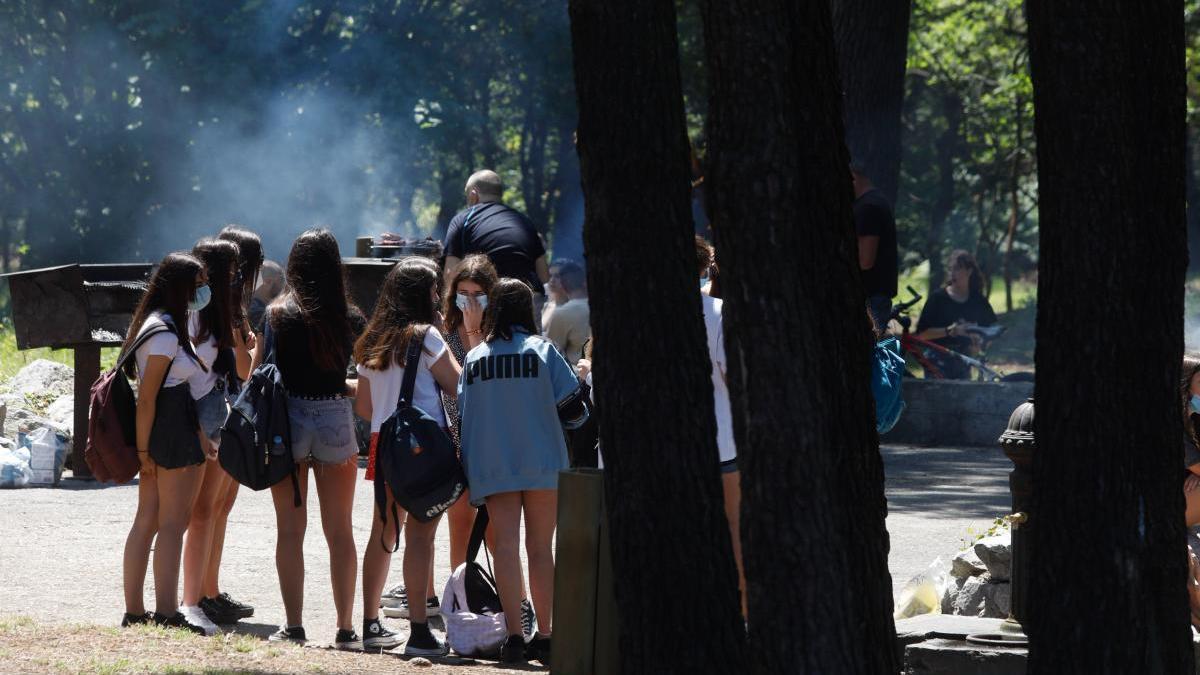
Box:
[557,261,586,293]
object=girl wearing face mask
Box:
[179,238,242,634]
[120,252,214,634]
[186,226,264,628]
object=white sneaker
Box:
[179,605,219,636]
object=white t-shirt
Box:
[187,311,220,399]
[703,295,736,463]
[134,312,204,391]
[357,327,449,433]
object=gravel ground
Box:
[0,443,1010,668]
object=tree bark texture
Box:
[1026,2,1190,672]
[831,0,912,207]
[701,2,898,673]
[567,0,748,670]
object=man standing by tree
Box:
[853,163,899,328]
[442,169,551,320]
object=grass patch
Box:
[0,616,480,674]
[0,615,35,631]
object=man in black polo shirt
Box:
[852,164,898,329]
[442,170,549,305]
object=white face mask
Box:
[254,271,264,292]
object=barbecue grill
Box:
[2,263,154,477]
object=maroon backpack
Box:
[85,324,175,483]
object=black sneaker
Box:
[525,633,551,665]
[335,628,361,649]
[268,625,307,643]
[404,621,448,657]
[215,592,255,619]
[520,598,536,637]
[499,634,526,663]
[121,612,152,627]
[153,611,206,635]
[383,594,441,619]
[198,596,238,625]
[363,617,402,649]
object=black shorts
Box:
[148,384,204,469]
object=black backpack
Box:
[374,326,467,548]
[219,321,301,506]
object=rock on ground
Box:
[951,547,986,580]
[973,533,1012,581]
[4,359,73,400]
[46,396,74,435]
[950,575,1011,618]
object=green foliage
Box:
[901,0,1038,309]
[959,514,1012,550]
[0,0,580,268]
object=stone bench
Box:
[884,379,1034,447]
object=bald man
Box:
[442,169,549,297]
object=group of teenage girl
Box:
[119,226,582,664]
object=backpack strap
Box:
[261,315,278,366]
[466,504,489,563]
[114,324,175,375]
[396,326,429,410]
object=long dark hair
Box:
[355,259,439,370]
[947,249,985,296]
[217,225,264,334]
[269,228,359,371]
[443,254,499,333]
[191,238,240,349]
[484,278,538,343]
[1182,355,1200,448]
[121,252,207,377]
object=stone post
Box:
[999,398,1034,624]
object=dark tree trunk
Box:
[928,90,961,295]
[831,0,912,207]
[701,2,897,673]
[1026,2,1190,672]
[1187,126,1200,272]
[567,0,748,670]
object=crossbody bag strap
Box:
[395,325,429,410]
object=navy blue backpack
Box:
[374,326,467,549]
[219,321,301,506]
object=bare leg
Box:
[522,490,557,635]
[182,456,222,606]
[153,464,205,616]
[271,466,310,627]
[313,460,359,631]
[362,488,401,622]
[484,492,525,638]
[203,467,239,598]
[722,470,747,617]
[405,513,442,622]
[123,472,160,615]
[446,489,474,570]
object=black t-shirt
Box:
[916,288,998,353]
[443,202,546,290]
[854,188,898,298]
[269,303,366,397]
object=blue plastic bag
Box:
[872,336,906,434]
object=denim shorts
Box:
[195,383,229,440]
[288,396,357,465]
